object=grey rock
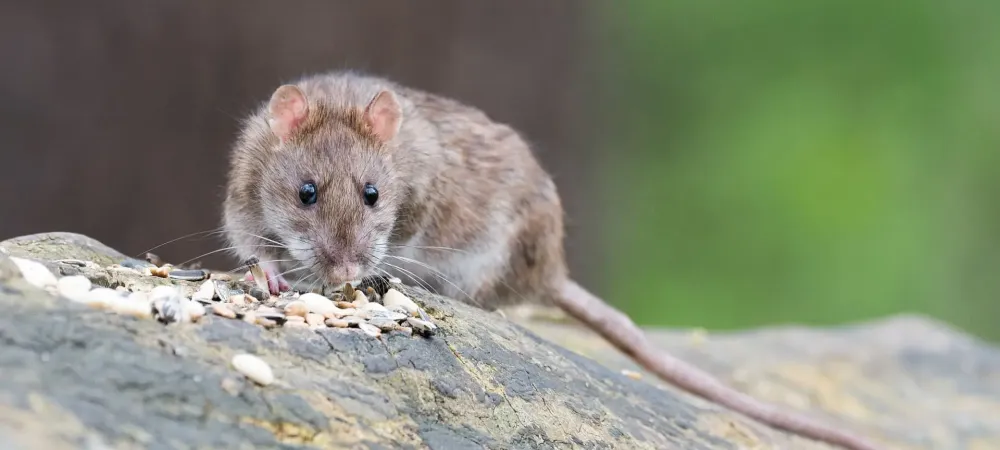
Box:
[0,232,997,449]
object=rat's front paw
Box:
[246,264,292,295]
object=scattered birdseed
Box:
[305,313,324,327]
[213,280,231,302]
[186,301,206,321]
[283,300,308,317]
[245,257,269,294]
[300,293,338,315]
[116,292,153,318]
[229,294,247,307]
[323,308,356,319]
[383,289,419,316]
[231,353,274,386]
[365,286,377,301]
[83,288,123,309]
[193,280,215,302]
[325,318,349,328]
[168,269,208,282]
[149,266,172,278]
[9,257,58,290]
[406,317,438,336]
[353,290,369,307]
[335,301,354,309]
[212,303,237,319]
[284,320,309,329]
[343,283,356,302]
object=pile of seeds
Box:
[7,254,438,339]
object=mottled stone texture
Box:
[1,232,998,449]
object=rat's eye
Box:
[363,183,379,206]
[299,182,318,206]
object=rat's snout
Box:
[317,243,361,282]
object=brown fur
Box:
[221,70,879,450]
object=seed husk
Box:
[231,354,274,386]
[325,318,349,328]
[382,289,419,316]
[283,300,308,317]
[168,269,209,281]
[212,303,237,319]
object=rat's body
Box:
[222,71,878,450]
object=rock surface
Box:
[0,232,998,449]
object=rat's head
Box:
[228,83,404,287]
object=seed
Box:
[231,354,274,386]
[343,283,356,301]
[168,269,208,281]
[325,318,349,328]
[229,294,247,306]
[305,313,324,327]
[149,266,171,278]
[246,259,268,294]
[213,303,237,319]
[56,275,92,303]
[335,301,354,309]
[284,315,305,323]
[406,317,437,335]
[300,293,338,315]
[382,289,419,316]
[283,300,308,317]
[213,280,231,302]
[9,257,58,290]
[358,322,381,338]
[352,290,369,307]
[256,317,278,328]
[361,302,387,312]
[82,287,123,309]
[193,280,216,302]
[365,286,377,300]
[186,300,206,321]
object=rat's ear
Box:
[267,84,309,141]
[362,90,402,142]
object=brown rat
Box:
[221,71,880,450]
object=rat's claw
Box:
[246,266,291,295]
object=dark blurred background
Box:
[2,1,998,341]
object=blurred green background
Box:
[596,1,1000,341]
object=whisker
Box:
[383,255,475,304]
[133,227,226,258]
[174,245,290,268]
[378,260,438,295]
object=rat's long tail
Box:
[557,279,880,450]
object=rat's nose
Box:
[319,245,342,267]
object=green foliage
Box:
[594,0,1000,340]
